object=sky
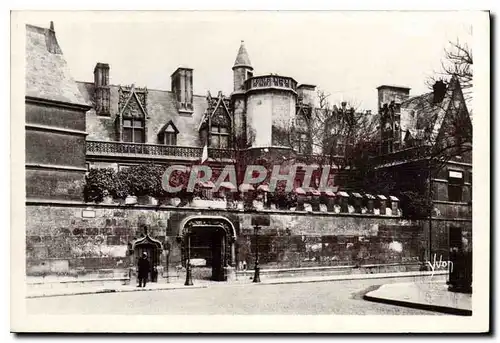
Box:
[23,11,473,112]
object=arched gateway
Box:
[179,215,237,281]
[130,227,163,282]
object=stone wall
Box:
[25,203,452,276]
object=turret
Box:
[232,40,253,93]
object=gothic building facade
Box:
[25,22,471,282]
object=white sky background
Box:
[25,11,473,112]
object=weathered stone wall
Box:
[25,101,88,202]
[25,203,457,276]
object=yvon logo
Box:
[426,254,453,279]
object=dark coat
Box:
[137,257,150,278]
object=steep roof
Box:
[400,76,470,145]
[78,82,209,146]
[25,23,89,107]
[233,41,253,69]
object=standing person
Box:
[137,252,150,287]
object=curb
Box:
[26,271,447,299]
[259,270,448,286]
[26,285,208,299]
[363,293,472,316]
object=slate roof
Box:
[25,23,89,107]
[78,82,209,146]
[233,41,252,69]
[399,77,464,144]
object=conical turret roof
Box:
[233,40,253,70]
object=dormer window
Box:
[164,131,177,146]
[211,125,229,148]
[158,120,179,146]
[123,118,145,143]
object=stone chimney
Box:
[432,80,448,104]
[171,67,194,114]
[377,85,410,110]
[93,63,110,116]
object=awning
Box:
[239,183,255,192]
[295,187,307,195]
[337,191,349,197]
[218,181,236,190]
[198,180,215,189]
[309,189,321,196]
[324,190,336,197]
[257,184,270,192]
[377,195,388,200]
[389,195,399,201]
[364,194,376,199]
[351,192,363,198]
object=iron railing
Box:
[87,140,234,160]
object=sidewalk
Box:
[363,281,472,316]
[26,270,448,299]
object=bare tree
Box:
[303,90,379,189]
[427,36,473,103]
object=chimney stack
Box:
[171,67,194,114]
[432,80,447,104]
[94,63,110,116]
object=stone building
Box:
[374,80,472,261]
[25,22,471,282]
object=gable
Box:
[118,86,148,118]
[210,100,231,126]
[158,120,179,135]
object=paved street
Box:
[27,277,443,315]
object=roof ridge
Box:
[75,81,209,98]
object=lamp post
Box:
[184,230,193,286]
[250,213,270,283]
[253,225,261,283]
[165,241,171,284]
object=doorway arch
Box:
[131,227,163,282]
[179,215,237,281]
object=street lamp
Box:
[250,213,270,283]
[253,225,261,283]
[164,241,171,284]
[184,230,193,286]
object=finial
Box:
[241,40,244,44]
[50,21,54,31]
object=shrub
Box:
[84,168,117,203]
[119,164,159,197]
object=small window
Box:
[210,125,230,149]
[448,170,464,202]
[296,115,307,128]
[122,118,145,143]
[164,132,177,146]
[296,133,309,154]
